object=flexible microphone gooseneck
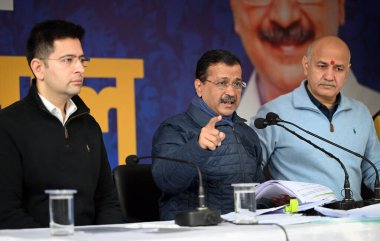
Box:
[266,112,380,203]
[125,155,222,226]
[255,118,357,210]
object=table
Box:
[1,219,380,241]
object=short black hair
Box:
[195,49,241,81]
[26,19,85,66]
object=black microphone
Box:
[125,155,222,226]
[254,117,269,129]
[255,117,357,210]
[266,112,380,203]
[126,155,140,165]
[266,112,281,124]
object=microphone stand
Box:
[274,117,380,204]
[272,123,360,210]
[127,155,222,226]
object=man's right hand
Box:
[198,115,225,151]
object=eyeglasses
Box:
[40,55,90,68]
[242,0,322,7]
[204,79,246,90]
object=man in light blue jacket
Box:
[251,36,380,201]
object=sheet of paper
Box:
[314,203,380,218]
[222,210,329,225]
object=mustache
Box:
[221,95,237,104]
[320,81,336,87]
[258,21,315,46]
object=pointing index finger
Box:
[206,115,222,129]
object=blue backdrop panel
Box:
[0,0,379,169]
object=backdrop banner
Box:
[1,0,379,168]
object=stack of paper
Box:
[255,180,337,211]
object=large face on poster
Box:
[230,0,380,119]
[230,0,344,101]
[0,0,379,168]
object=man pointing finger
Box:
[152,49,264,221]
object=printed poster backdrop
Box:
[0,0,379,169]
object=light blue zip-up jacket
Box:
[251,81,380,201]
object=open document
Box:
[255,180,337,211]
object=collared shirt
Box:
[38,94,77,125]
[304,81,341,122]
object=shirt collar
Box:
[38,94,77,124]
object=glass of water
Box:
[231,183,260,224]
[45,189,77,236]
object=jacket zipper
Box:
[330,122,334,132]
[232,126,245,182]
[40,106,89,140]
[63,111,90,140]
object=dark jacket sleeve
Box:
[151,120,212,194]
[0,126,41,229]
[93,129,125,225]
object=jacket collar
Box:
[292,80,352,113]
[187,96,246,128]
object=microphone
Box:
[266,112,380,203]
[266,112,281,124]
[254,117,357,210]
[254,118,269,129]
[125,155,222,226]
